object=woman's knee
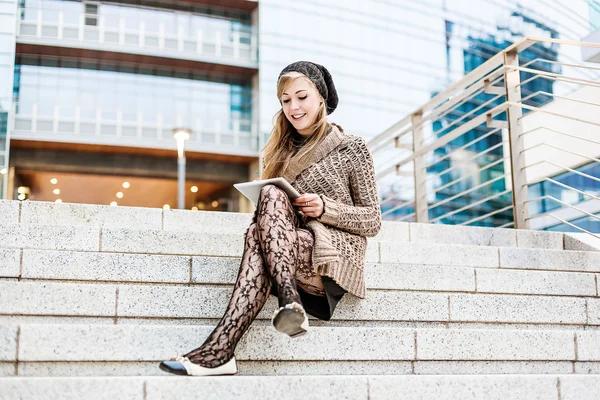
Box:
[259,184,287,203]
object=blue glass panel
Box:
[13,62,253,133]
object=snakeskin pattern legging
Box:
[183,185,325,367]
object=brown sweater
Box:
[281,124,382,298]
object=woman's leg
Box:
[182,185,322,367]
[183,222,270,368]
[255,185,303,308]
[295,228,326,296]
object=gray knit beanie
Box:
[278,61,339,115]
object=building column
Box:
[0,0,18,199]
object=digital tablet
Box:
[234,177,301,205]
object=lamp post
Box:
[172,127,191,210]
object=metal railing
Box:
[369,37,600,239]
[16,5,258,67]
[9,102,258,156]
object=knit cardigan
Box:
[281,124,382,298]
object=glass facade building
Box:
[0,0,596,220]
[13,59,253,147]
[2,0,259,210]
[424,23,560,227]
[257,0,593,142]
[529,162,600,232]
[15,0,256,138]
[13,0,257,154]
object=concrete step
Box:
[1,200,591,250]
[2,249,598,297]
[4,359,600,378]
[1,375,599,400]
[0,280,598,325]
[2,324,599,364]
[1,225,599,272]
[380,242,600,273]
[564,232,600,252]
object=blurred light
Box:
[122,182,130,189]
[172,128,191,141]
[191,206,198,211]
[50,178,58,184]
[211,201,219,208]
[55,199,62,204]
[110,201,117,207]
[0,168,7,175]
[190,186,198,193]
[172,128,191,158]
[17,194,26,201]
[163,204,170,210]
[53,189,61,195]
[116,192,124,199]
[17,186,28,194]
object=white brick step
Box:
[2,325,599,364]
[1,280,598,325]
[2,250,598,297]
[4,359,600,378]
[1,228,599,273]
[3,200,594,250]
[1,375,599,400]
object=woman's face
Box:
[280,76,322,136]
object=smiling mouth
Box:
[291,114,306,120]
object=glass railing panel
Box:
[11,102,257,153]
[17,3,257,65]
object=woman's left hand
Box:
[293,194,324,218]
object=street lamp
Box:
[172,127,191,210]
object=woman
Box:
[160,61,382,376]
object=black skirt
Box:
[270,276,346,321]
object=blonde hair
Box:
[261,72,330,179]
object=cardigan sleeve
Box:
[316,136,382,237]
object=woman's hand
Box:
[293,194,324,218]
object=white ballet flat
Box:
[159,356,237,376]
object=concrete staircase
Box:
[1,200,600,399]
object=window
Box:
[84,2,98,27]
